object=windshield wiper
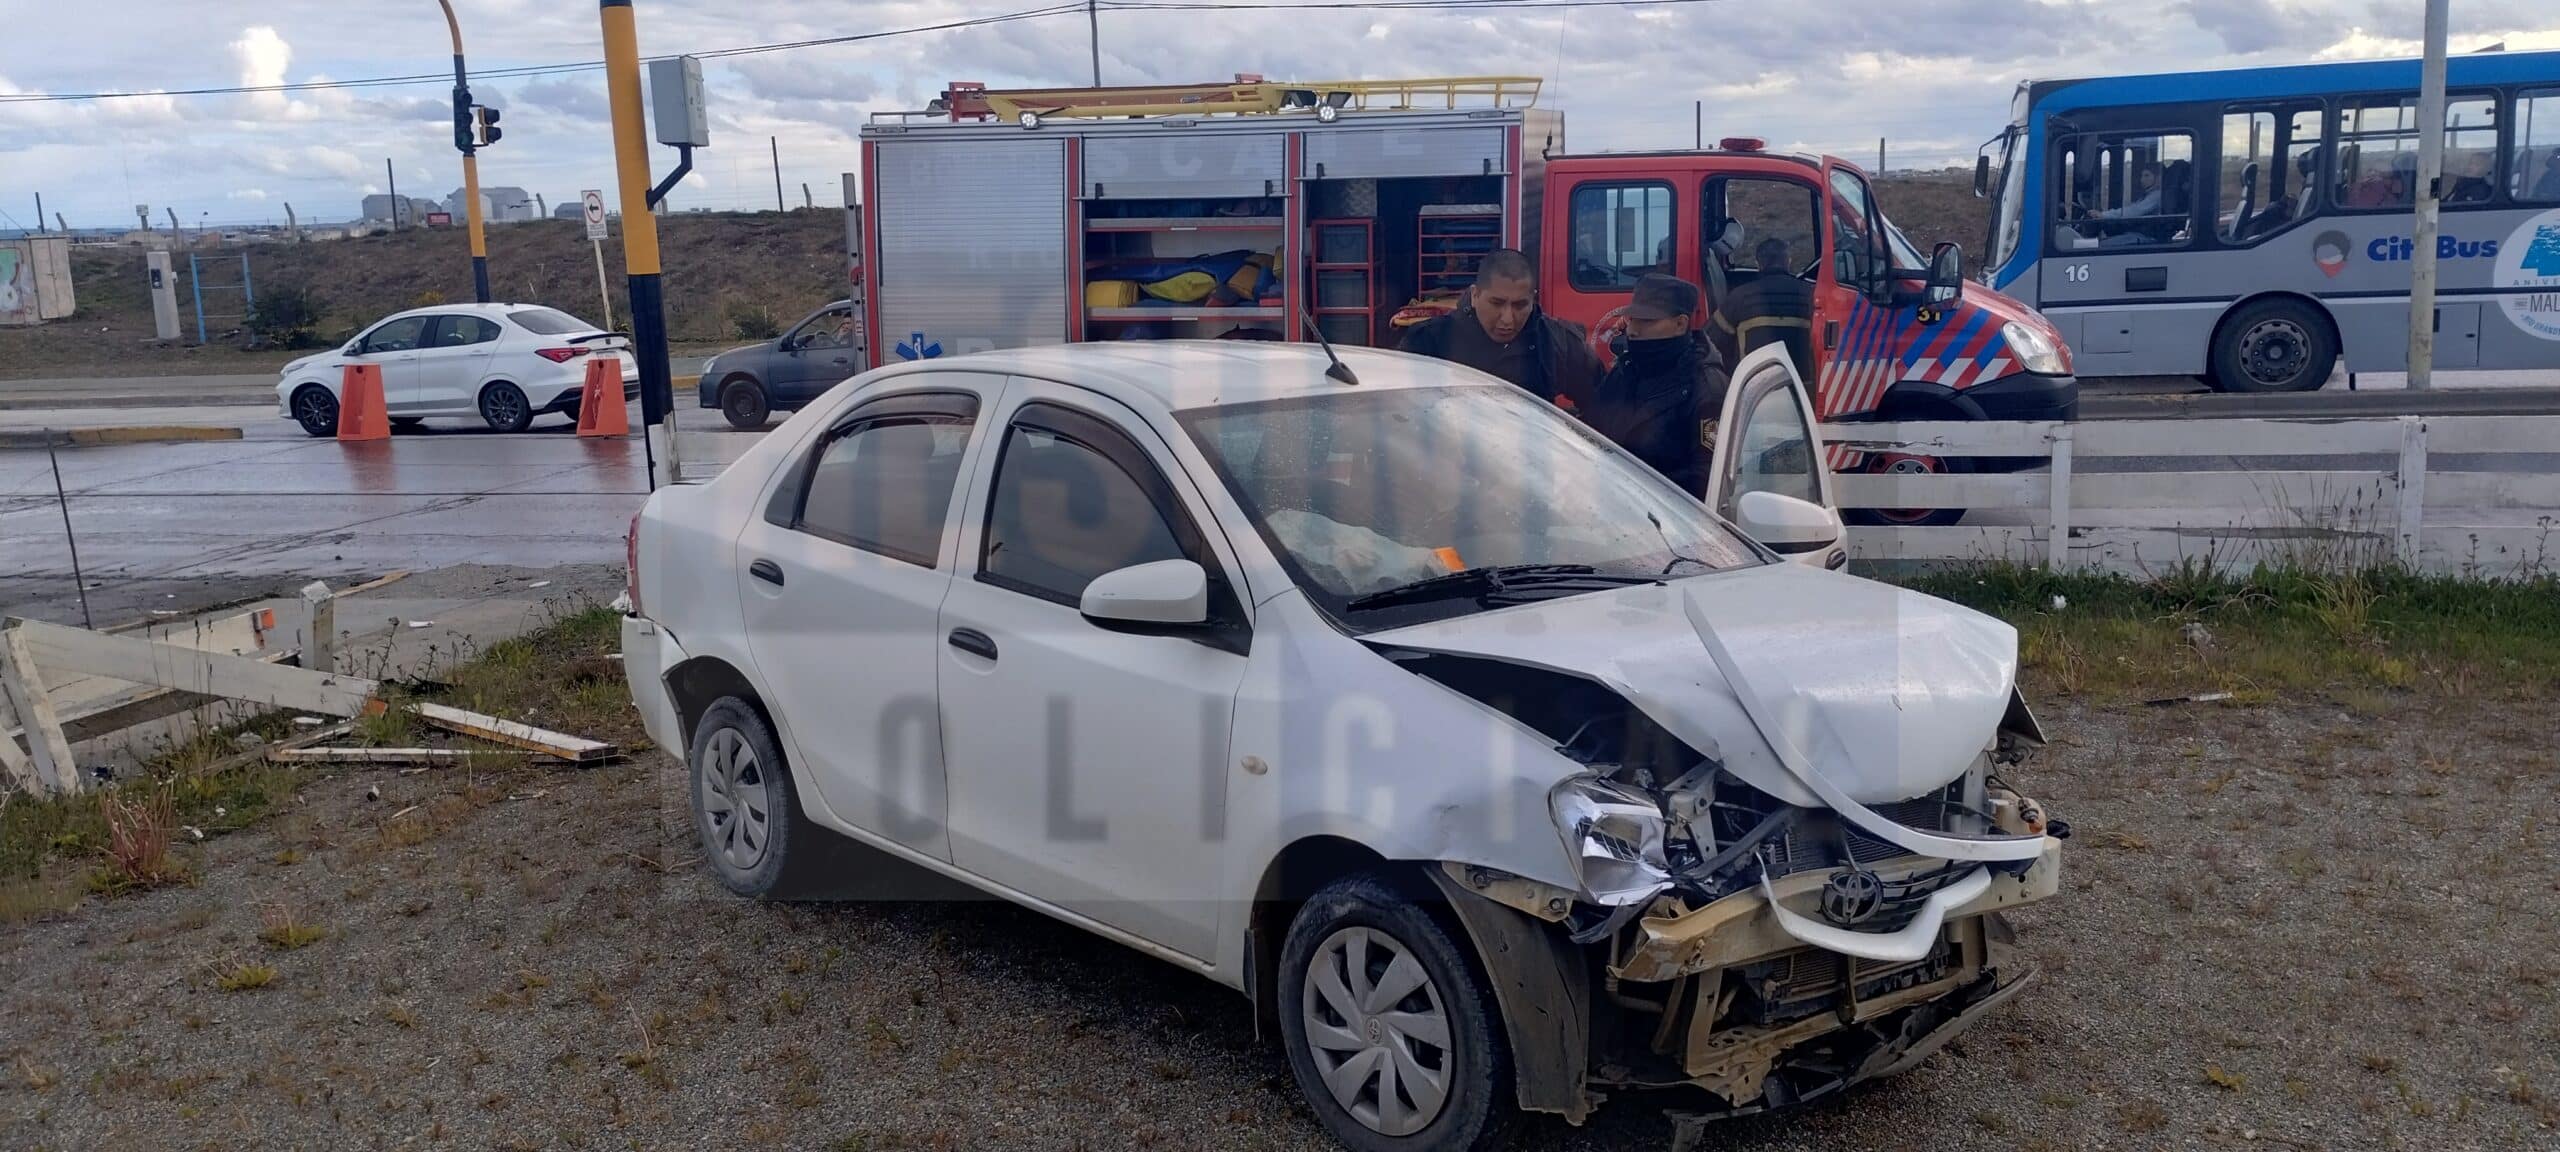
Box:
[1345,563,1661,612]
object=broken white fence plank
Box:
[0,676,37,794]
[7,617,379,721]
[269,746,531,766]
[2420,415,2560,455]
[330,570,410,599]
[411,702,615,763]
[1,623,81,795]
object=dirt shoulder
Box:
[3,599,2554,1150]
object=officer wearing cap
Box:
[1586,273,1729,497]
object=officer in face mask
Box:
[1588,273,1730,498]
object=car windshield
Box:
[1176,383,1761,630]
[509,307,592,335]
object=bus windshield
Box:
[1985,127,2027,273]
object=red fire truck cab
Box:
[840,79,2075,497]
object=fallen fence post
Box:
[412,701,616,763]
[1,622,81,795]
[269,746,533,766]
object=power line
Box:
[0,0,1718,104]
[0,2,1089,103]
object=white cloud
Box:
[232,26,290,89]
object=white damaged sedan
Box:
[620,340,2067,1150]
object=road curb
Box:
[0,394,275,412]
[0,426,247,450]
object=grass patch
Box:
[257,904,326,951]
[1902,563,2560,701]
[213,962,278,992]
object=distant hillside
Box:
[5,174,1990,380]
[4,210,848,378]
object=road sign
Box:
[582,189,609,240]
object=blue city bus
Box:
[1977,50,2560,391]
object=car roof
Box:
[868,341,1503,413]
[380,302,568,322]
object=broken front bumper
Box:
[1614,836,2065,984]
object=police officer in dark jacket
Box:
[1399,248,1602,410]
[1587,274,1729,497]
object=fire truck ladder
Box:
[931,75,1542,124]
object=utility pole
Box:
[285,202,302,242]
[387,159,401,230]
[2407,0,2449,391]
[535,192,548,218]
[55,213,67,234]
[801,182,813,210]
[438,0,493,302]
[1087,0,1101,86]
[1878,137,1887,174]
[772,136,785,213]
[1693,100,1700,150]
[601,0,676,490]
[33,193,43,232]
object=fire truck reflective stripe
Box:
[1937,358,1970,385]
[1981,356,2010,380]
[1906,356,1937,381]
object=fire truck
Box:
[833,75,2076,515]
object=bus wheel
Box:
[2211,298,2336,393]
[1843,452,1967,528]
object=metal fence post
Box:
[2047,425,2074,571]
[2396,416,2427,568]
[239,253,255,313]
[189,253,207,344]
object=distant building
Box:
[360,194,444,226]
[552,200,585,221]
[445,186,538,224]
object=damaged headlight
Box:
[1548,776,1672,907]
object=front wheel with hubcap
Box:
[478,381,534,433]
[2210,298,2336,393]
[719,377,771,430]
[1279,873,1508,1152]
[290,386,339,438]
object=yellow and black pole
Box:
[600,0,676,488]
[438,0,492,302]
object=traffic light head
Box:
[452,88,474,153]
[471,105,504,149]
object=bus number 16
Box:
[2062,263,2091,283]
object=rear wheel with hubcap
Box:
[1278,873,1508,1152]
[1844,450,1968,528]
[478,381,534,433]
[2210,298,2336,393]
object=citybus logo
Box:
[2494,209,2560,342]
[2311,230,2351,277]
[2366,234,2501,262]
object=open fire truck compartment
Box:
[848,77,1563,370]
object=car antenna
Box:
[1299,308,1360,386]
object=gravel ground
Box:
[3,682,2554,1151]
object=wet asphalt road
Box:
[0,409,752,620]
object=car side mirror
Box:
[1080,559,1208,628]
[1736,490,1842,558]
[1973,155,1991,199]
[777,335,800,353]
[1925,242,1964,308]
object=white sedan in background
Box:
[275,303,637,436]
[620,341,2068,1150]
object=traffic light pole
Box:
[438,0,492,303]
[600,0,677,490]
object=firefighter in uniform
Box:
[1586,274,1729,497]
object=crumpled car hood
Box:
[1361,563,2019,808]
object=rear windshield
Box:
[508,308,592,335]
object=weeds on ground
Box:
[90,788,191,894]
[1904,562,2560,701]
[256,904,326,950]
[213,962,278,992]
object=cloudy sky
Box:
[3,0,2557,230]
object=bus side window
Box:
[2510,88,2560,204]
[2220,103,2322,243]
[2053,130,2194,251]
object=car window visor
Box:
[1681,587,2046,864]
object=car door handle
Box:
[947,628,997,661]
[749,558,785,587]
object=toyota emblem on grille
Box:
[1821,869,1886,926]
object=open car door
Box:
[1704,343,1848,571]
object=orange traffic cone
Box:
[337,363,391,442]
[575,356,629,438]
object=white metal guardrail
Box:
[1820,416,2560,577]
